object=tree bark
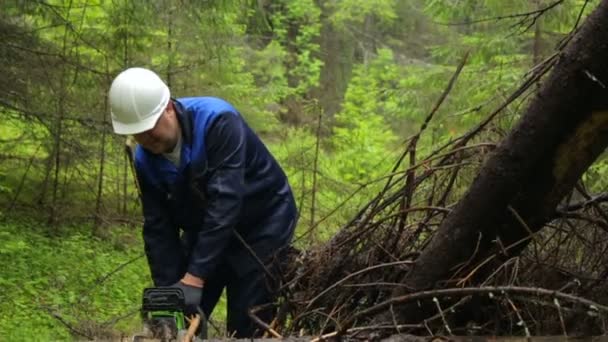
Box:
[94,73,109,233]
[390,0,608,322]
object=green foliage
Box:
[332,0,398,26]
[269,0,323,95]
[268,47,403,235]
[248,41,291,100]
[1,0,593,228]
[583,154,608,192]
[0,220,149,340]
[333,49,399,183]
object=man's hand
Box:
[172,280,203,315]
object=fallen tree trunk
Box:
[390,0,608,323]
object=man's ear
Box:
[166,102,176,118]
[166,100,175,112]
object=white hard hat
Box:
[109,67,170,135]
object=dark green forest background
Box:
[0,0,601,339]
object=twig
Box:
[3,143,43,215]
[508,205,541,261]
[324,303,347,333]
[248,309,282,338]
[554,298,568,338]
[77,253,145,307]
[304,261,413,311]
[100,308,139,328]
[556,211,608,231]
[559,192,608,212]
[390,304,401,334]
[42,306,94,340]
[573,0,591,30]
[310,323,423,342]
[505,295,530,337]
[341,282,418,288]
[183,314,201,342]
[432,297,452,335]
[454,235,533,287]
[433,0,564,26]
[91,254,144,290]
[342,286,608,330]
[396,51,470,244]
[292,309,341,332]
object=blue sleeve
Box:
[186,113,246,279]
[136,164,185,286]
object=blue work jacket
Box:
[134,97,297,286]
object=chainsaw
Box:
[132,287,207,342]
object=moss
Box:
[553,110,608,183]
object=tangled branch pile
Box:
[271,46,608,339]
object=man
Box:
[108,67,297,337]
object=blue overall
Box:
[134,97,297,337]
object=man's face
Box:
[133,106,180,154]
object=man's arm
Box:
[184,112,247,284]
[136,163,185,286]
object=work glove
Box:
[171,281,203,315]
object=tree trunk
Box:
[532,0,543,66]
[121,5,131,216]
[165,0,174,88]
[310,111,323,240]
[48,1,76,228]
[48,76,64,228]
[94,72,109,233]
[390,0,608,322]
[313,0,355,118]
